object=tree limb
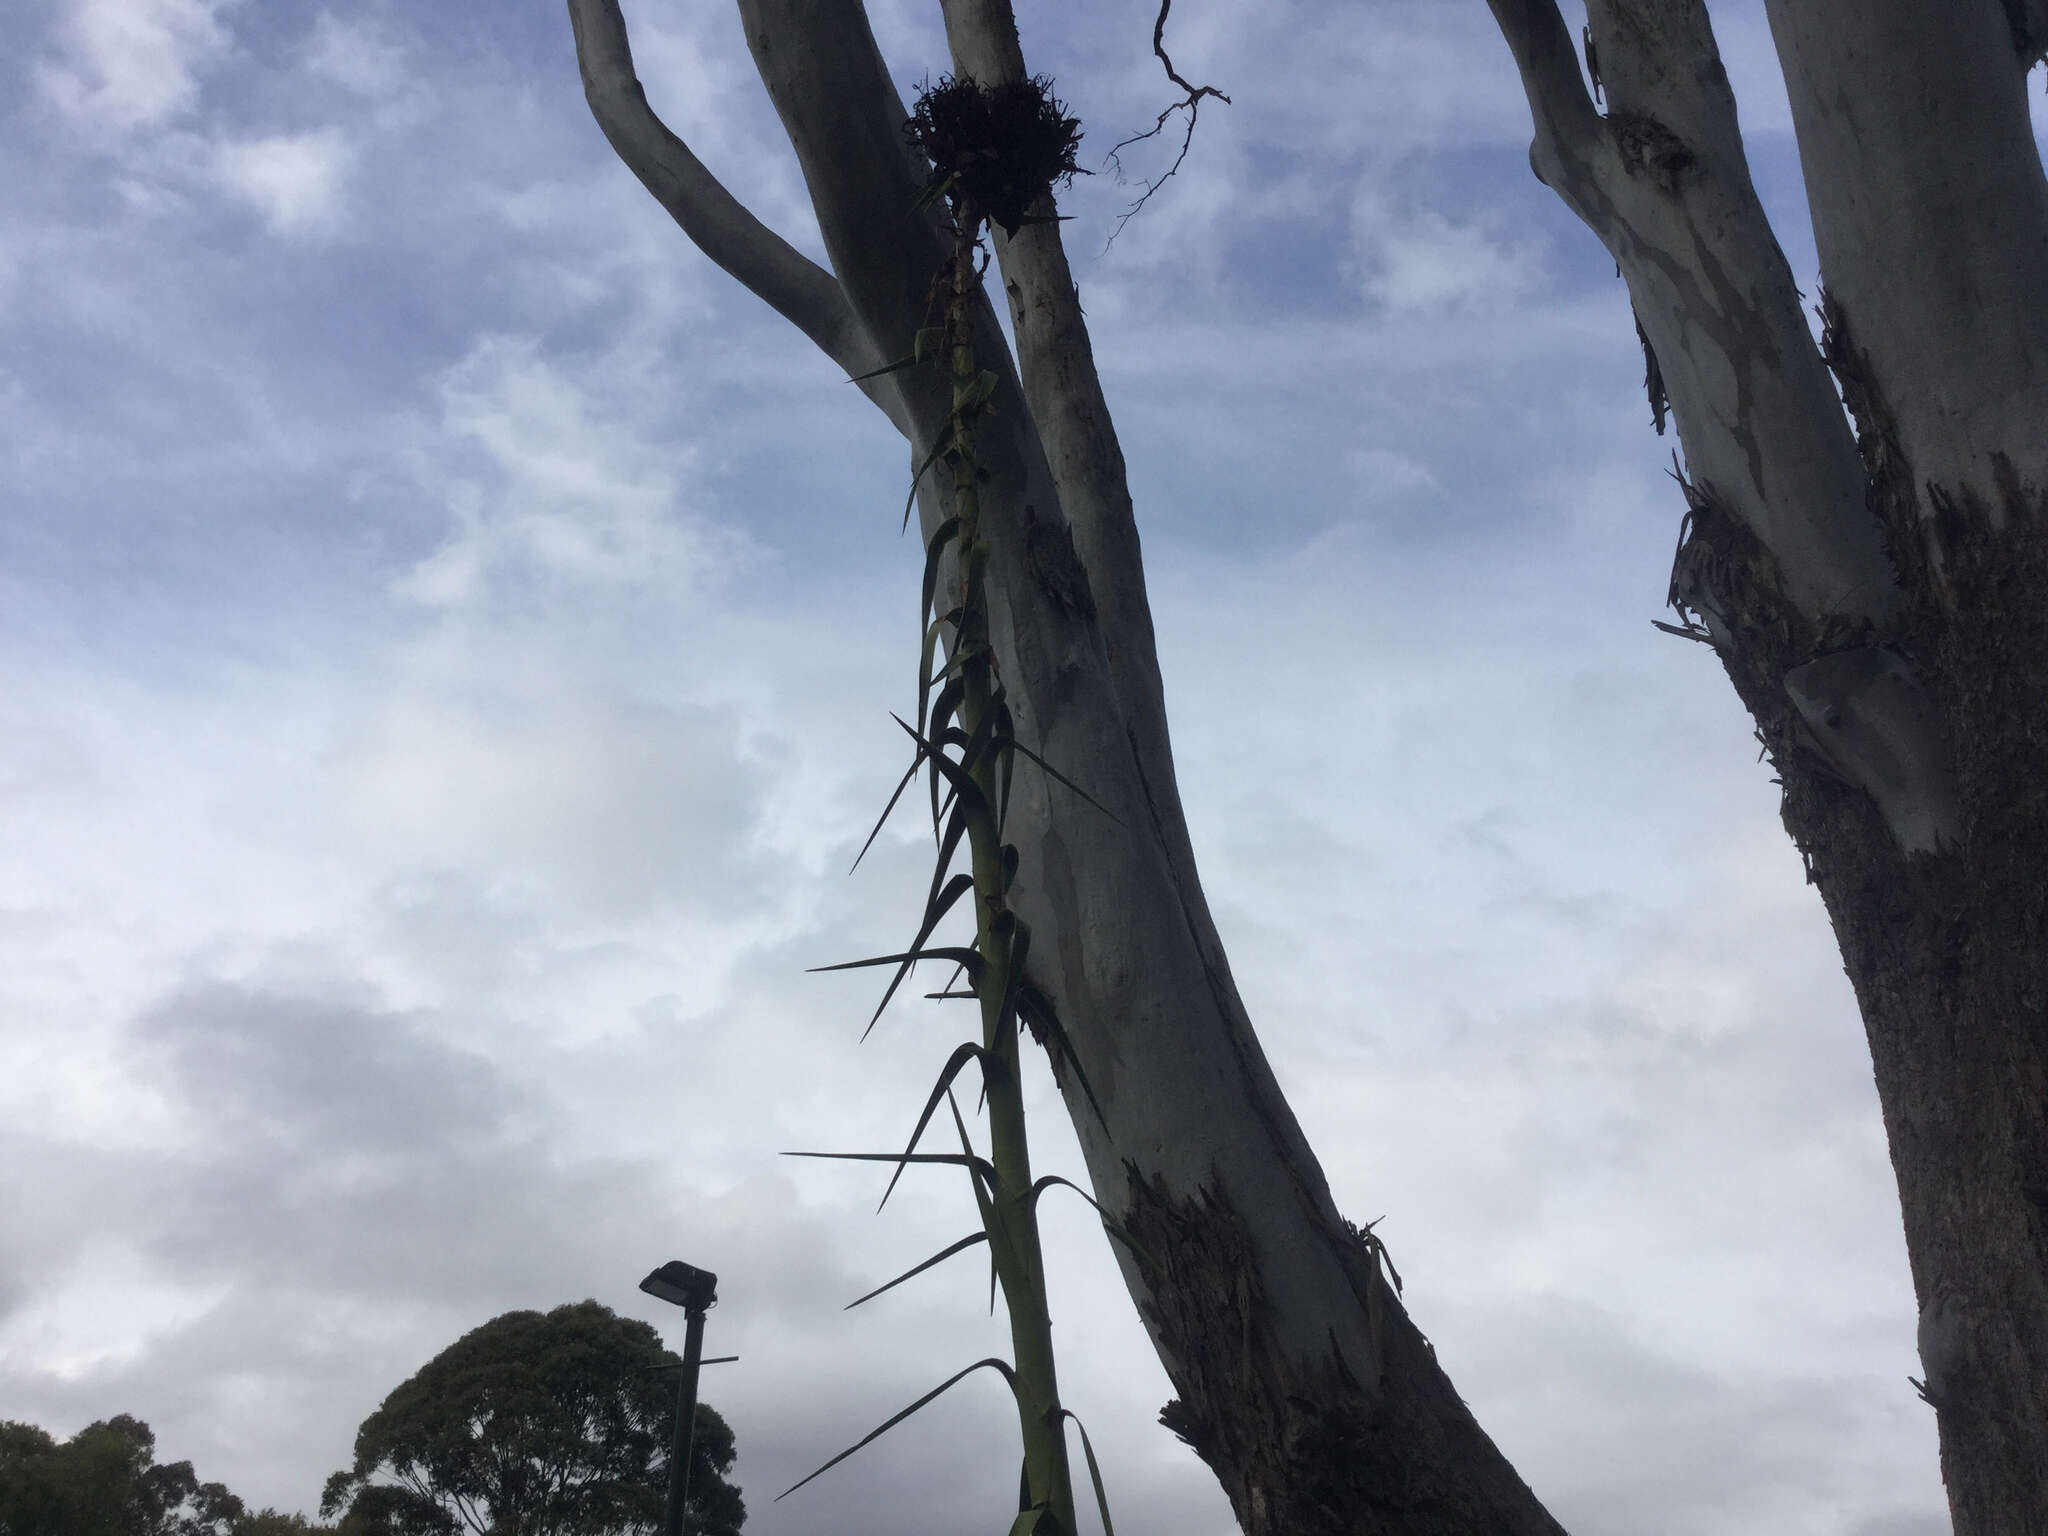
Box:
[939,0,1194,877]
[1483,0,1603,182]
[566,0,910,436]
[1490,0,1897,628]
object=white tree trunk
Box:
[1492,2,2048,1530]
[573,0,1570,1529]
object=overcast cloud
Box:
[0,2,1991,1532]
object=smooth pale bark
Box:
[1491,1,2048,1531]
[1769,0,2048,505]
[573,1,1567,1530]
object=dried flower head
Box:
[906,74,1083,237]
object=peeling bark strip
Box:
[1631,307,1667,435]
[1491,0,2048,1528]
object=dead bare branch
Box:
[1103,0,1230,244]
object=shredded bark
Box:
[1677,291,2048,1517]
[1633,307,1668,435]
[1123,1166,1565,1536]
[1817,287,1948,610]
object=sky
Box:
[0,1,2009,1532]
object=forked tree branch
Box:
[1487,0,1960,852]
[1484,0,1603,182]
[567,0,910,435]
[1103,0,1231,240]
[1488,0,1896,628]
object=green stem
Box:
[943,201,1077,1536]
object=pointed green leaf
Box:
[947,1091,1001,1315]
[1016,984,1108,1132]
[919,517,961,626]
[810,947,987,1035]
[953,694,1002,782]
[994,917,1031,1036]
[783,1150,997,1200]
[861,870,976,1043]
[1058,1409,1115,1536]
[1000,734,1121,824]
[891,714,994,829]
[849,747,927,876]
[808,946,984,979]
[1027,1175,1153,1267]
[844,1230,988,1310]
[774,1356,1018,1501]
[926,678,965,832]
[879,1039,1000,1210]
[910,171,957,215]
[846,352,920,384]
[904,426,955,532]
[991,697,1018,834]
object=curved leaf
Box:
[843,1230,989,1310]
[880,1039,1002,1210]
[849,748,926,876]
[947,1090,1002,1315]
[775,1357,1018,1501]
[1057,1408,1115,1536]
[860,870,976,1042]
[903,426,956,531]
[1027,1175,1153,1267]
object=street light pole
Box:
[639,1261,719,1536]
[662,1302,706,1536]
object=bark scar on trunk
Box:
[1124,1165,1397,1534]
[1022,502,1097,619]
[1121,1166,1559,1536]
[1607,111,1696,190]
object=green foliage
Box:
[0,1414,245,1536]
[320,1300,742,1536]
[230,1513,335,1536]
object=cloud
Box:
[0,3,1956,1531]
[302,12,407,102]
[210,127,354,238]
[35,0,230,137]
[1357,204,1547,313]
[395,334,750,610]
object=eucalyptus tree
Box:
[321,1301,743,1536]
[1484,5,2048,1533]
[568,0,2046,1532]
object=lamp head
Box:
[640,1260,718,1313]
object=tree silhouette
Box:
[321,1301,742,1536]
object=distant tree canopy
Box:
[320,1300,743,1536]
[0,1414,254,1536]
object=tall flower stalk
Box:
[778,77,1118,1536]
